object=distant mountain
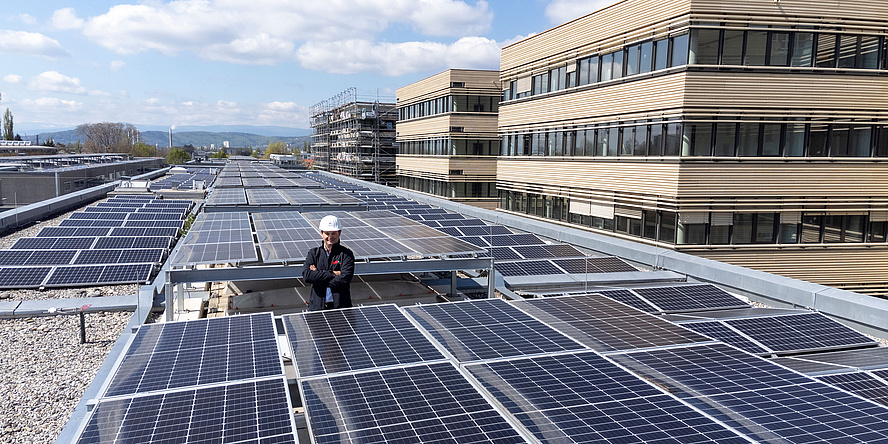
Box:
[138,125,310,137]
[22,128,310,149]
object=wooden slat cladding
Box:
[684,72,888,115]
[398,156,497,178]
[397,69,500,105]
[687,247,888,290]
[398,114,498,140]
[501,0,692,75]
[499,74,686,131]
[689,0,888,24]
[497,158,680,196]
[676,162,888,198]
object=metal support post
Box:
[488,259,495,299]
[164,277,174,321]
[450,271,457,297]
[79,311,86,344]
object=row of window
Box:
[691,28,884,70]
[499,190,888,245]
[501,119,888,158]
[398,176,497,199]
[399,139,500,156]
[398,95,500,121]
[503,27,888,101]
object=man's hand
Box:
[333,271,341,276]
[310,265,317,271]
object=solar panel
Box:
[457,225,512,236]
[816,372,888,407]
[207,188,247,205]
[405,299,586,362]
[122,219,184,229]
[552,256,639,273]
[466,351,748,443]
[68,211,129,220]
[722,313,878,355]
[680,321,772,355]
[611,343,888,442]
[0,266,52,287]
[105,313,280,397]
[76,378,297,444]
[494,260,563,276]
[109,227,180,237]
[172,242,258,265]
[278,188,328,205]
[513,243,584,259]
[395,236,484,256]
[632,284,750,313]
[283,305,445,377]
[488,246,522,261]
[770,356,854,375]
[515,294,710,352]
[59,219,125,227]
[597,289,659,313]
[246,188,288,205]
[45,264,153,286]
[300,362,525,444]
[37,227,112,237]
[11,237,96,250]
[73,249,164,265]
[487,233,545,247]
[93,236,172,249]
[434,226,462,236]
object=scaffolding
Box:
[309,88,398,186]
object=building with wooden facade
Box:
[497,0,888,296]
[396,69,500,208]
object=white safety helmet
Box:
[318,215,341,232]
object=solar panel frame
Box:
[724,312,879,355]
[0,266,52,288]
[632,284,750,313]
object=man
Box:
[302,215,355,310]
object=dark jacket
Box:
[302,242,355,311]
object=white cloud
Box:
[72,0,493,68]
[17,14,38,25]
[21,97,84,110]
[3,74,22,84]
[145,98,160,104]
[296,36,500,75]
[28,71,87,94]
[0,30,68,57]
[51,8,86,30]
[110,60,126,71]
[544,0,620,24]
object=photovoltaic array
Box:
[0,195,188,288]
[75,312,298,443]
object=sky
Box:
[0,0,618,134]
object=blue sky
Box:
[0,0,617,134]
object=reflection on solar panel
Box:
[76,378,297,444]
[466,351,748,443]
[247,188,288,205]
[173,242,258,265]
[301,363,525,444]
[632,284,750,313]
[278,188,327,205]
[770,356,854,375]
[611,343,888,442]
[109,227,179,237]
[406,299,585,362]
[486,233,545,247]
[105,313,280,397]
[45,264,153,286]
[777,346,888,371]
[93,236,172,249]
[488,247,522,261]
[283,305,445,377]
[723,313,878,354]
[816,372,888,407]
[515,294,709,352]
[680,321,771,355]
[458,225,512,236]
[553,256,639,274]
[59,219,125,228]
[597,289,659,313]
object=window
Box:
[660,212,677,243]
[791,33,815,67]
[860,36,880,69]
[816,34,837,68]
[643,210,658,240]
[722,30,744,65]
[634,125,648,156]
[769,32,790,66]
[838,35,858,68]
[654,38,668,70]
[600,52,614,82]
[648,124,664,156]
[808,122,828,156]
[737,122,760,156]
[687,123,713,156]
[714,122,736,156]
[664,122,682,156]
[761,124,781,156]
[639,41,653,73]
[785,122,806,156]
[578,58,590,85]
[612,49,624,79]
[678,223,707,245]
[691,28,720,64]
[801,215,822,243]
[869,221,887,243]
[670,33,689,66]
[745,30,767,65]
[626,45,639,76]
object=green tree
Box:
[210,147,228,158]
[2,108,13,141]
[131,142,155,157]
[166,147,190,165]
[75,122,140,153]
[263,140,287,159]
[251,149,260,158]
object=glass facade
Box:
[399,95,499,121]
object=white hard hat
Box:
[318,215,341,231]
